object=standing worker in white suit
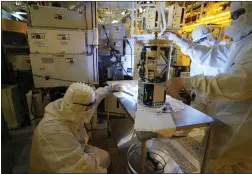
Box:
[190,24,228,77]
[160,2,252,173]
[29,83,121,173]
[189,24,229,114]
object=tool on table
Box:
[157,103,170,115]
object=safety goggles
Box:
[231,8,245,20]
[73,99,96,108]
[193,37,208,44]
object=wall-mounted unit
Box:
[30,53,98,88]
[29,5,86,29]
[27,27,86,54]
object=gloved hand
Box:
[159,32,182,42]
[106,84,122,92]
[159,32,191,51]
[164,78,185,98]
[111,84,123,92]
[84,144,93,153]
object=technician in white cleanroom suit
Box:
[160,1,252,173]
[190,24,228,77]
[29,83,121,173]
[189,24,228,114]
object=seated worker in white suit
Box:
[160,1,252,173]
[29,83,121,173]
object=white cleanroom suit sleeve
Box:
[175,38,231,68]
[94,86,111,107]
[37,121,107,173]
[184,58,252,102]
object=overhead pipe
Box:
[159,2,166,33]
[130,2,135,36]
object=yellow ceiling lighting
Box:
[181,18,230,33]
[182,11,230,31]
[216,11,230,17]
[215,7,223,11]
[216,19,231,25]
[201,16,215,21]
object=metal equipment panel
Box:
[30,53,98,88]
[107,23,127,40]
[29,5,86,29]
[142,8,158,30]
[166,5,185,29]
[27,27,86,54]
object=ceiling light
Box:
[112,20,119,23]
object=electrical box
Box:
[2,85,27,129]
[112,39,124,54]
[107,23,126,40]
[138,80,166,107]
[29,5,86,29]
[27,27,85,54]
[8,54,31,71]
[142,8,158,31]
[142,5,185,31]
[166,5,185,29]
[30,53,99,88]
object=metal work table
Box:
[106,80,218,173]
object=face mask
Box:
[225,14,252,41]
[83,106,95,123]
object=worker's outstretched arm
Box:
[184,52,252,102]
[182,41,231,69]
[160,32,231,68]
[94,86,111,108]
[94,85,122,107]
[39,121,107,173]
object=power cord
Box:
[134,146,166,174]
[32,74,79,83]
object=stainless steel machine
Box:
[137,39,177,107]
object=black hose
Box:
[134,147,166,173]
[32,74,78,83]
